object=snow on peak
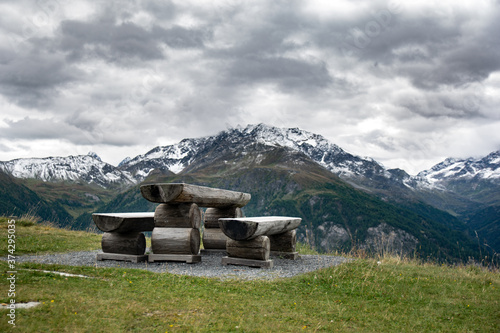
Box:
[0,154,134,187]
[233,123,343,153]
[117,123,385,180]
[87,151,102,161]
[415,150,500,188]
[118,156,132,167]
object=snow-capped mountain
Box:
[1,124,498,255]
[0,152,135,187]
[119,123,390,183]
[119,137,203,178]
[415,150,500,188]
[1,124,498,208]
[406,150,500,219]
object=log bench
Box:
[92,212,155,263]
[219,216,302,268]
[92,183,302,267]
[140,183,251,263]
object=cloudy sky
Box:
[0,0,499,174]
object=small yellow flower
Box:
[51,300,54,303]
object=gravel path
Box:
[11,250,351,280]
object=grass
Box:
[0,217,499,332]
[0,217,102,255]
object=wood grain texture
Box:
[101,232,146,255]
[202,228,228,249]
[154,203,201,229]
[96,253,148,263]
[226,236,270,260]
[221,256,273,269]
[140,183,251,207]
[270,251,300,260]
[151,227,200,255]
[204,207,243,228]
[269,230,297,252]
[92,212,155,233]
[148,254,201,264]
[219,216,301,241]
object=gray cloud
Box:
[59,20,164,63]
[0,0,499,173]
[399,91,484,119]
[143,0,177,21]
[318,3,500,91]
[222,55,333,91]
[58,5,211,65]
[153,25,211,49]
[0,48,76,108]
[1,117,87,142]
[0,116,143,147]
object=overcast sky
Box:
[0,0,499,174]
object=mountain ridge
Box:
[0,124,498,257]
[1,124,498,192]
[0,152,135,188]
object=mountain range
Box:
[1,124,498,262]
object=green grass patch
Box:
[0,218,498,332]
[0,217,101,255]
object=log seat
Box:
[92,212,155,233]
[218,216,301,241]
[220,216,302,268]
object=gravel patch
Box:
[10,250,351,280]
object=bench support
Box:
[148,254,201,264]
[97,253,148,263]
[221,256,273,269]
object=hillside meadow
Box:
[0,216,498,332]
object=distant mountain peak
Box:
[87,151,102,161]
[414,150,500,191]
[0,153,134,187]
[118,123,387,183]
[118,156,132,167]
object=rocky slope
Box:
[0,152,135,188]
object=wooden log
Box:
[204,207,243,228]
[221,257,273,269]
[202,228,229,249]
[151,228,200,255]
[154,203,201,229]
[92,212,155,233]
[148,254,201,264]
[269,230,297,252]
[219,216,301,241]
[101,232,146,255]
[96,253,148,263]
[226,236,270,261]
[140,183,251,208]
